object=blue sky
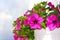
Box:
[0,0,29,40]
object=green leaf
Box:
[13,30,17,33]
[34,4,41,10]
[13,21,17,26]
[21,25,25,29]
[28,30,34,40]
[41,22,46,29]
[58,16,60,22]
[19,16,27,20]
[29,38,33,40]
[40,1,47,8]
[41,15,46,18]
[33,1,47,11]
[18,30,24,35]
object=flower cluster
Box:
[13,2,60,40]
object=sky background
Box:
[0,0,29,40]
[0,0,60,40]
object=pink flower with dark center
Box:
[15,18,21,30]
[46,14,59,31]
[48,2,55,9]
[27,13,44,29]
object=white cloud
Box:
[0,12,12,20]
[0,12,13,31]
[0,26,3,31]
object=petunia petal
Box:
[47,23,56,31]
[15,23,20,30]
[38,17,44,23]
[30,24,36,29]
[37,24,42,29]
[24,20,29,26]
[56,22,60,28]
[33,13,39,19]
[25,37,29,40]
[48,2,55,9]
[50,14,58,21]
[46,16,52,22]
[30,24,42,29]
[15,18,21,30]
[13,34,18,40]
[46,14,58,22]
[18,37,24,40]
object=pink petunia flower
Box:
[24,19,29,26]
[58,13,60,16]
[25,37,29,40]
[57,22,60,28]
[48,2,55,9]
[24,11,33,26]
[58,22,60,27]
[46,14,59,31]
[18,37,28,40]
[24,11,31,26]
[13,34,18,40]
[27,13,44,29]
[15,18,21,30]
[18,37,24,40]
[13,34,28,40]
